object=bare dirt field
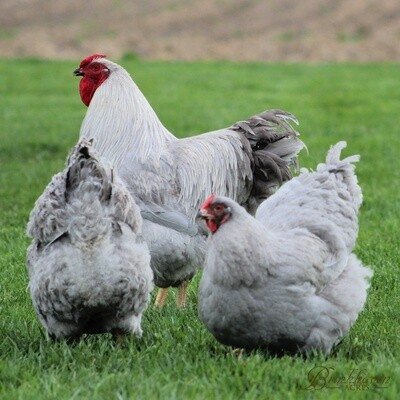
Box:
[1,0,400,62]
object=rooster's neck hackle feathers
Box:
[79,57,175,166]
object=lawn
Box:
[0,58,399,399]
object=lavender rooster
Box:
[73,54,305,307]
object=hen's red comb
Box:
[79,54,107,68]
[200,194,216,210]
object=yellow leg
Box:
[176,280,189,308]
[154,287,169,307]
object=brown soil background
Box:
[1,0,400,61]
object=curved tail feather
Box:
[66,140,113,204]
[231,109,305,210]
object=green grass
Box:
[0,59,399,399]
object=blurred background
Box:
[1,0,400,61]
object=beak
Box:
[196,208,211,221]
[73,67,84,77]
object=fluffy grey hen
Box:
[26,140,153,340]
[198,142,372,354]
[73,54,305,307]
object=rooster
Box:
[27,140,153,340]
[197,142,372,354]
[73,54,305,307]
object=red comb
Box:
[200,194,216,210]
[79,54,107,68]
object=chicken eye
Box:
[213,204,224,212]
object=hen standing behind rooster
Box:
[73,54,305,307]
[198,142,372,354]
[27,140,153,340]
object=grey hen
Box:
[198,142,372,354]
[27,140,153,340]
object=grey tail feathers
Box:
[231,109,305,202]
[66,140,113,203]
[323,141,360,168]
[317,141,362,208]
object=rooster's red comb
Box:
[79,54,107,68]
[200,194,216,210]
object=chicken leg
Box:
[154,280,189,307]
[176,280,189,308]
[154,288,169,307]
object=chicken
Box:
[73,54,305,307]
[26,140,153,340]
[197,142,372,354]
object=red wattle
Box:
[79,72,110,106]
[206,220,218,233]
[79,79,96,107]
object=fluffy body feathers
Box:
[198,142,372,354]
[27,141,153,340]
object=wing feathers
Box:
[140,202,198,236]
